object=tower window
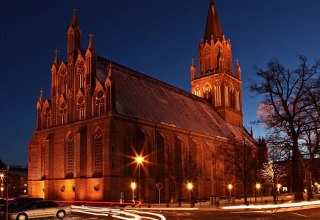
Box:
[77,62,85,89]
[77,96,85,120]
[214,83,221,107]
[44,107,51,128]
[95,91,105,117]
[194,86,201,97]
[59,102,68,125]
[60,68,67,95]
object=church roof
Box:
[97,57,253,144]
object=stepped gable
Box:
[97,56,240,140]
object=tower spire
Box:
[88,33,94,50]
[67,8,82,56]
[204,0,223,43]
[54,49,59,65]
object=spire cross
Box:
[89,32,94,38]
[55,49,59,55]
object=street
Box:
[64,207,320,219]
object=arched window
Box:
[95,91,105,117]
[214,83,221,107]
[65,134,74,178]
[60,68,67,95]
[204,47,210,72]
[194,86,201,97]
[77,62,85,89]
[77,96,85,120]
[229,85,235,109]
[235,90,240,111]
[93,129,103,177]
[203,83,212,102]
[225,84,229,107]
[41,146,47,179]
[59,102,67,124]
[44,107,51,128]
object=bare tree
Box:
[260,161,287,204]
[250,56,320,201]
[217,138,257,204]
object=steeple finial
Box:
[71,8,78,28]
[204,0,223,43]
[54,49,59,65]
[88,33,94,50]
[108,62,113,78]
[235,59,241,79]
[190,58,196,80]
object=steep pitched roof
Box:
[204,0,223,43]
[97,57,252,144]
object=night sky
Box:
[1,0,320,166]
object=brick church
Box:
[28,0,256,202]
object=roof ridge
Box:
[97,56,206,103]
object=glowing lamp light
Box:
[131,182,137,190]
[135,156,144,165]
[256,183,261,190]
[187,182,193,191]
[0,187,3,192]
[228,184,233,190]
[0,173,4,179]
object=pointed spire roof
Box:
[71,8,79,28]
[54,49,59,65]
[88,33,94,50]
[204,0,223,43]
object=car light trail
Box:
[126,210,166,220]
[222,200,320,210]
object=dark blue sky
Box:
[1,0,320,166]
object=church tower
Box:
[190,0,243,126]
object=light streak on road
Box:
[71,205,166,220]
[222,200,320,210]
[126,209,166,220]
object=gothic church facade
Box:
[28,0,255,202]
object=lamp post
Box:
[187,182,193,207]
[130,182,136,203]
[255,183,261,203]
[227,184,233,198]
[277,183,281,203]
[0,173,4,199]
[135,155,144,202]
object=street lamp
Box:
[277,183,281,203]
[130,182,137,203]
[227,184,233,197]
[0,173,4,199]
[135,155,145,202]
[187,182,193,207]
[255,183,261,203]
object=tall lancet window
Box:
[230,85,235,109]
[60,68,67,95]
[194,86,201,97]
[225,84,229,107]
[65,134,74,178]
[77,96,85,120]
[95,91,105,117]
[203,83,212,103]
[204,47,210,72]
[235,90,240,111]
[214,83,221,107]
[59,102,68,124]
[93,129,103,177]
[44,107,51,128]
[41,146,47,179]
[77,61,85,89]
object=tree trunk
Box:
[305,163,313,200]
[292,135,304,201]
